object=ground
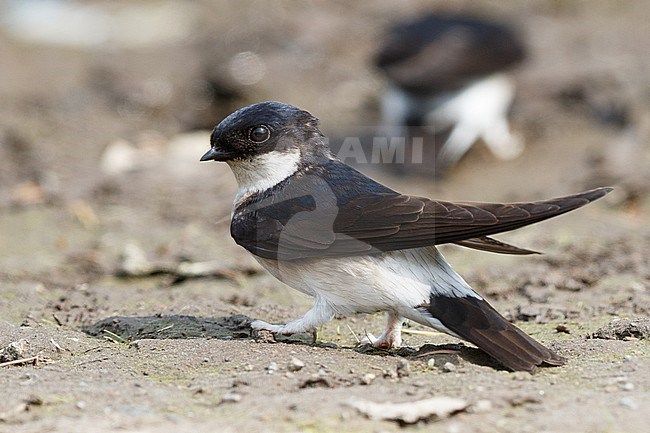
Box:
[0,1,649,432]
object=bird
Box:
[200,101,611,373]
[375,14,526,172]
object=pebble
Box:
[555,324,571,334]
[622,382,635,391]
[470,399,493,413]
[76,401,87,410]
[222,392,242,403]
[426,359,436,369]
[511,371,531,381]
[287,357,305,372]
[396,359,410,378]
[440,362,456,373]
[382,369,398,379]
[266,362,278,374]
[0,339,30,362]
[619,397,638,410]
[360,373,376,385]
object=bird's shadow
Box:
[83,313,504,370]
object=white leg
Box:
[251,296,335,336]
[361,311,405,348]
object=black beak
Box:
[200,147,233,162]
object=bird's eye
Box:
[249,125,270,143]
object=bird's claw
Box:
[359,331,402,349]
[250,319,318,343]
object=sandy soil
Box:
[1,1,649,432]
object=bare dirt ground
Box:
[1,1,649,432]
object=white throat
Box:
[228,149,301,205]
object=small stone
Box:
[287,357,305,372]
[509,394,542,406]
[440,362,456,373]
[266,362,279,374]
[232,378,250,388]
[299,375,334,388]
[254,329,276,343]
[622,382,635,391]
[396,359,410,378]
[222,392,242,403]
[426,359,436,369]
[0,339,30,362]
[76,401,87,410]
[360,373,376,385]
[470,400,493,413]
[619,397,638,410]
[555,324,571,334]
[511,371,530,381]
[243,364,253,371]
[117,243,151,276]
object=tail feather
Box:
[424,295,565,373]
[426,187,613,247]
[453,236,540,255]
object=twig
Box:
[52,313,63,326]
[102,329,129,344]
[50,338,64,353]
[156,324,174,333]
[74,356,111,367]
[401,329,443,337]
[414,349,460,358]
[346,323,361,344]
[0,356,39,368]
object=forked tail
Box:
[424,295,565,373]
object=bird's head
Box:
[201,101,328,165]
[201,102,330,199]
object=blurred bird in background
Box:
[375,14,526,175]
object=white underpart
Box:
[430,73,523,165]
[381,73,524,168]
[252,246,480,341]
[380,85,411,140]
[228,149,301,206]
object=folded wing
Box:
[230,161,611,260]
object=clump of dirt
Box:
[589,317,650,340]
[0,339,29,363]
[83,314,252,341]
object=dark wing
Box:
[232,175,611,261]
[352,188,612,252]
[376,14,525,93]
